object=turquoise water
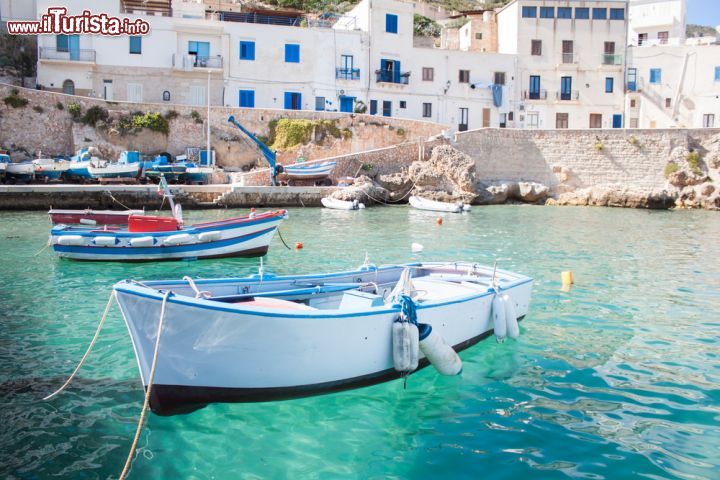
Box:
[1,206,720,479]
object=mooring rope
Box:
[43,291,116,401]
[276,228,292,250]
[104,190,133,211]
[119,290,171,480]
[359,179,418,206]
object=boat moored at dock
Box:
[409,195,471,213]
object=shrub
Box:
[3,94,28,108]
[32,105,43,113]
[10,88,19,96]
[594,142,604,151]
[686,151,702,176]
[131,112,169,135]
[190,110,203,124]
[55,102,64,110]
[354,100,367,114]
[361,163,374,171]
[396,127,406,136]
[270,118,314,150]
[317,119,341,139]
[164,109,179,120]
[81,105,109,126]
[664,162,679,178]
[67,102,82,120]
[341,128,353,139]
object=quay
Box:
[0,184,341,210]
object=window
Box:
[627,68,637,91]
[508,111,513,121]
[630,118,639,128]
[575,7,589,19]
[605,77,614,93]
[592,8,607,20]
[703,114,715,128]
[609,8,624,20]
[62,79,74,95]
[531,39,542,56]
[475,33,482,40]
[188,41,210,58]
[715,66,720,81]
[285,44,300,63]
[240,41,255,60]
[528,75,541,99]
[369,100,377,115]
[604,42,616,55]
[459,70,470,83]
[315,96,325,111]
[560,76,572,100]
[422,67,434,81]
[649,68,662,84]
[239,90,255,108]
[284,92,301,110]
[162,90,170,102]
[129,36,142,54]
[562,40,574,63]
[382,100,392,117]
[665,98,671,108]
[556,113,569,129]
[658,31,669,44]
[557,7,571,19]
[521,6,537,18]
[630,99,637,108]
[589,114,602,128]
[422,103,432,118]
[638,33,648,45]
[494,72,506,85]
[399,101,407,109]
[386,13,398,33]
[56,34,69,52]
[127,83,143,103]
[459,107,469,131]
[540,7,554,18]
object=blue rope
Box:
[397,294,418,326]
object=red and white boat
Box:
[49,208,144,225]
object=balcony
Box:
[375,70,410,85]
[39,47,96,63]
[523,89,547,100]
[173,53,223,71]
[561,53,578,64]
[556,90,579,101]
[602,54,623,65]
[336,68,360,80]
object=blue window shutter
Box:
[239,90,254,108]
[370,100,377,115]
[240,41,255,60]
[715,66,720,81]
[605,77,613,93]
[650,68,661,83]
[386,14,398,33]
[284,92,292,109]
[394,60,401,83]
[56,34,68,51]
[612,114,622,128]
[129,36,142,54]
[285,44,299,63]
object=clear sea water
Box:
[1,205,719,480]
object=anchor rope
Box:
[119,290,171,480]
[357,179,418,206]
[104,190,134,211]
[276,228,292,250]
[43,291,116,401]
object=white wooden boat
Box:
[88,159,139,179]
[5,161,35,182]
[321,197,365,210]
[283,161,336,180]
[409,196,471,213]
[33,158,70,181]
[0,154,8,179]
[113,261,533,415]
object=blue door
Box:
[529,75,540,99]
[393,61,401,83]
[69,35,80,60]
[339,96,355,113]
[369,100,377,115]
[612,114,622,128]
[380,59,390,82]
[560,76,572,100]
[284,92,301,110]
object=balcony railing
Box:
[336,68,360,80]
[602,54,623,65]
[375,70,410,85]
[561,53,578,64]
[556,90,580,101]
[39,47,96,62]
[173,53,223,70]
[523,89,547,100]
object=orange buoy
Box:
[295,242,304,250]
[436,217,443,225]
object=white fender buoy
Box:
[418,323,462,375]
[164,233,192,245]
[503,294,520,339]
[56,235,84,246]
[492,293,507,342]
[462,204,471,212]
[392,321,419,372]
[130,236,154,247]
[411,242,424,253]
[198,231,222,242]
[79,218,97,225]
[358,203,366,209]
[92,236,117,247]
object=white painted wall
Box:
[628,0,686,46]
[0,0,36,20]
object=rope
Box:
[182,276,211,299]
[104,190,133,211]
[43,291,116,401]
[358,179,418,206]
[119,290,171,480]
[397,294,418,326]
[276,228,292,250]
[33,235,52,257]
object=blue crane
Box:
[227,115,283,185]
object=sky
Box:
[686,0,720,27]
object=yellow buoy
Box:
[561,271,574,285]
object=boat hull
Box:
[48,209,144,225]
[321,197,361,210]
[409,196,464,213]
[113,263,533,415]
[283,162,336,180]
[88,163,140,179]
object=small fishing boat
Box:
[88,159,140,179]
[283,161,336,180]
[409,196,471,213]
[143,155,187,183]
[0,153,8,180]
[33,157,70,182]
[5,161,35,183]
[113,261,533,415]
[48,208,144,225]
[321,197,365,210]
[182,162,215,184]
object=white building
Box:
[628,0,686,46]
[497,0,628,129]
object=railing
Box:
[375,70,410,85]
[523,89,547,100]
[219,11,302,26]
[336,68,360,80]
[172,54,223,70]
[121,0,171,16]
[194,55,223,69]
[561,53,578,64]
[39,47,96,62]
[602,54,622,65]
[556,90,579,101]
